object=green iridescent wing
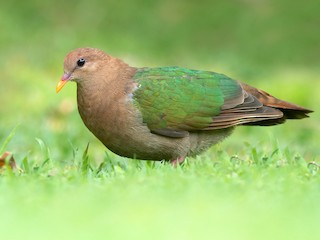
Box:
[132,67,246,137]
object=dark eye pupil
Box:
[77,58,86,67]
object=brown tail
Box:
[239,82,313,126]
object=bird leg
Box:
[170,156,185,166]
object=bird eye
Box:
[77,58,86,67]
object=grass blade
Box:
[0,125,19,154]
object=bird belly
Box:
[91,119,234,161]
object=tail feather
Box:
[207,82,312,129]
[238,82,312,126]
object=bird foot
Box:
[170,156,185,166]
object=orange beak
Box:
[56,73,71,93]
[56,80,68,93]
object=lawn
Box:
[0,1,319,240]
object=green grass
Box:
[1,138,320,240]
[1,1,319,239]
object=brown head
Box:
[56,48,125,92]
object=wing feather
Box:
[132,67,311,138]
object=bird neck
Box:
[76,64,137,132]
[76,61,136,104]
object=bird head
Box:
[56,48,111,93]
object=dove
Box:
[56,48,312,164]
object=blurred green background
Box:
[1,0,318,160]
[0,1,319,239]
[0,0,320,159]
